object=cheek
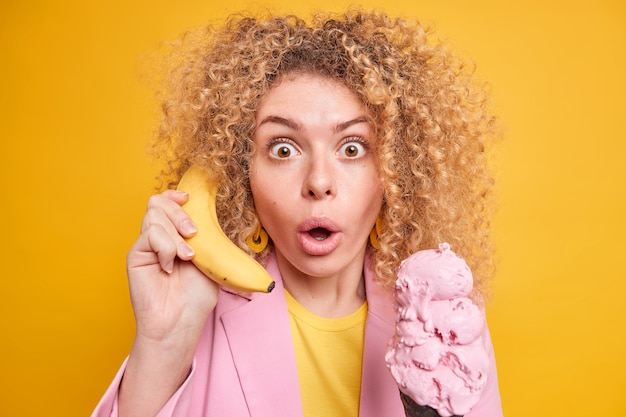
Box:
[367,194,384,222]
[249,166,279,221]
[249,154,295,208]
[248,156,265,200]
[362,170,384,206]
[364,181,384,222]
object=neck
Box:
[275,252,366,318]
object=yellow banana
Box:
[176,165,275,293]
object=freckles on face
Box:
[248,73,383,271]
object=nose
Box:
[302,156,335,199]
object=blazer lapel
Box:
[221,253,303,417]
[359,253,406,417]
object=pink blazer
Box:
[92,252,502,417]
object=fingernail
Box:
[182,219,197,234]
[165,261,174,274]
[179,242,195,258]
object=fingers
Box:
[132,190,198,273]
[142,191,195,234]
[142,190,197,237]
[147,223,195,273]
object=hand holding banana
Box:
[176,166,275,293]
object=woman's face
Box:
[250,73,384,281]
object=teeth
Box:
[309,227,330,241]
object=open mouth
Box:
[297,218,341,255]
[308,227,332,241]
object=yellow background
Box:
[2,0,624,415]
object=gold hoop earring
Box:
[247,224,269,253]
[369,216,383,250]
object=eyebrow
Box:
[257,115,371,133]
[257,116,301,130]
[334,116,371,133]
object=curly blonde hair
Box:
[151,8,499,301]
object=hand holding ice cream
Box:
[385,243,490,417]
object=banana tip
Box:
[267,281,276,293]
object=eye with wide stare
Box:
[269,141,298,159]
[339,139,366,158]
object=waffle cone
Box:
[399,391,462,417]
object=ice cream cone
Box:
[387,244,487,417]
[399,391,462,417]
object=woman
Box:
[93,8,502,417]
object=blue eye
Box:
[270,142,298,159]
[339,141,365,158]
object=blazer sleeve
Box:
[465,326,504,417]
[90,357,197,417]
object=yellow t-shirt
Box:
[285,290,368,417]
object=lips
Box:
[297,217,342,256]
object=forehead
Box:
[256,73,368,119]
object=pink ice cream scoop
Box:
[385,243,490,417]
